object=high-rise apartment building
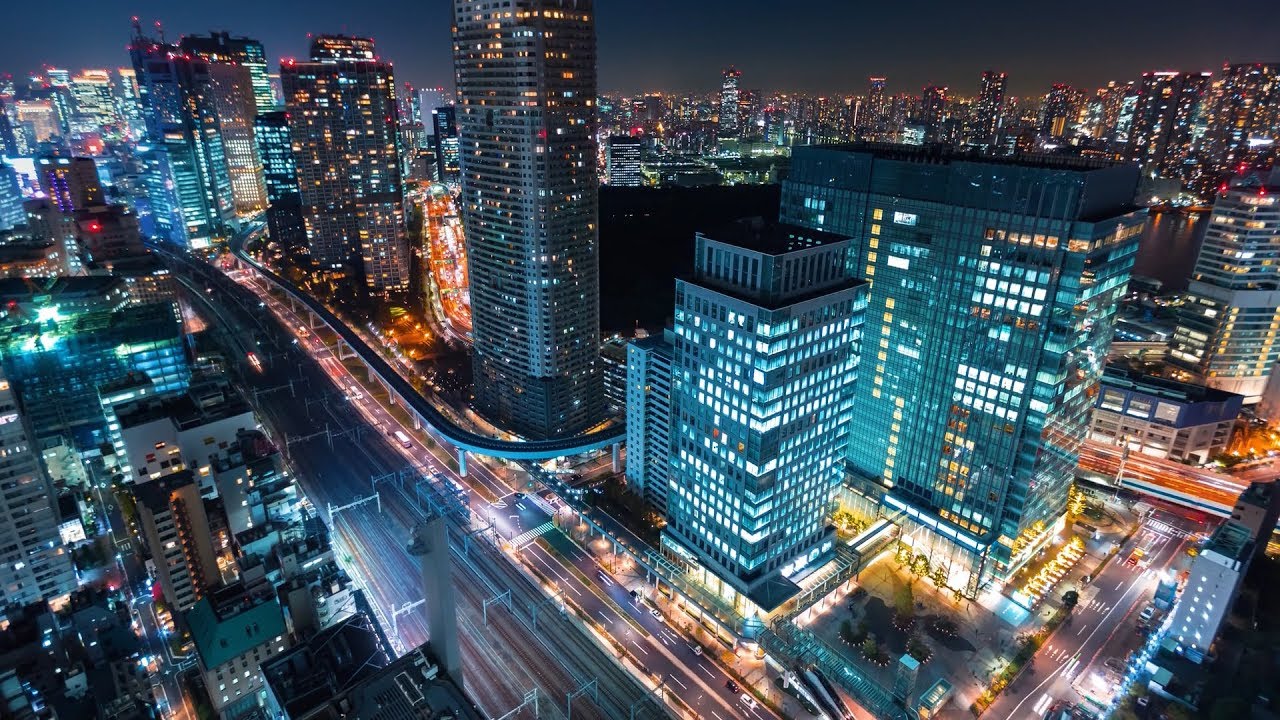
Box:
[130,28,235,248]
[920,86,947,143]
[282,35,409,294]
[1041,83,1083,138]
[177,32,274,113]
[972,71,1007,148]
[0,369,77,616]
[430,106,459,185]
[1199,63,1280,188]
[664,220,866,617]
[782,144,1144,595]
[719,66,742,140]
[114,67,145,140]
[37,156,104,213]
[1127,71,1212,183]
[452,0,604,438]
[624,334,673,514]
[133,470,219,612]
[254,110,305,248]
[864,77,888,139]
[1170,170,1280,400]
[606,135,642,186]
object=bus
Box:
[393,430,412,449]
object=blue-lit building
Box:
[254,110,305,248]
[625,332,674,514]
[0,161,24,231]
[0,276,189,451]
[130,29,235,248]
[664,219,866,618]
[431,106,459,185]
[782,144,1145,595]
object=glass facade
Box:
[664,221,866,617]
[625,334,674,513]
[782,145,1144,595]
[130,33,235,249]
[0,278,189,451]
[1170,173,1280,400]
[254,111,305,249]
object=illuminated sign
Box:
[893,211,918,226]
[0,413,19,426]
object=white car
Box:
[740,693,758,709]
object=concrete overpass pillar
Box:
[308,312,322,329]
[457,449,467,477]
[611,442,621,473]
[407,517,462,684]
[387,385,396,406]
[367,364,375,383]
[413,413,422,430]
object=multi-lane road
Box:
[167,247,779,719]
[987,507,1195,719]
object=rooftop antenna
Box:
[130,16,142,41]
[154,20,165,44]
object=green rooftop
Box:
[186,596,286,670]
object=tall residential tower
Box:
[282,36,409,295]
[452,0,603,438]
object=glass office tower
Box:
[782,144,1144,595]
[664,219,866,620]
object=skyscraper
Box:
[0,162,26,231]
[37,156,104,213]
[719,66,742,141]
[180,33,270,217]
[1041,83,1082,138]
[1200,63,1280,188]
[68,70,120,135]
[1170,170,1280,400]
[920,85,948,143]
[606,135,642,187]
[972,71,1007,148]
[130,26,235,248]
[430,106,459,185]
[254,110,305,248]
[282,36,409,294]
[782,144,1144,595]
[625,334,673,514]
[1127,71,1212,182]
[177,31,274,113]
[0,368,77,616]
[664,219,866,618]
[452,0,604,439]
[864,77,888,139]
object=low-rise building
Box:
[1228,481,1280,558]
[1090,365,1243,463]
[187,582,292,719]
[1168,520,1254,662]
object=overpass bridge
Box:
[156,242,625,473]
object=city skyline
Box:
[3,0,1279,96]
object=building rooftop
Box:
[260,613,390,720]
[702,217,848,255]
[1101,364,1243,405]
[187,592,286,671]
[1202,520,1254,563]
[303,641,484,720]
[813,141,1122,172]
[130,469,198,513]
[115,376,251,432]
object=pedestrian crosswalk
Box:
[511,521,555,548]
[1043,644,1084,677]
[1145,518,1191,538]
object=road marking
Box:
[597,610,611,623]
[1115,580,1124,590]
[669,674,688,690]
[1076,622,1089,636]
[698,663,715,679]
[631,640,648,655]
[1032,693,1054,716]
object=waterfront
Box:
[1132,210,1209,292]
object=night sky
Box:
[5,0,1278,96]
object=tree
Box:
[895,581,915,624]
[1067,483,1087,517]
[1062,590,1080,612]
[930,565,948,589]
[862,634,879,660]
[910,552,930,577]
[907,635,931,663]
